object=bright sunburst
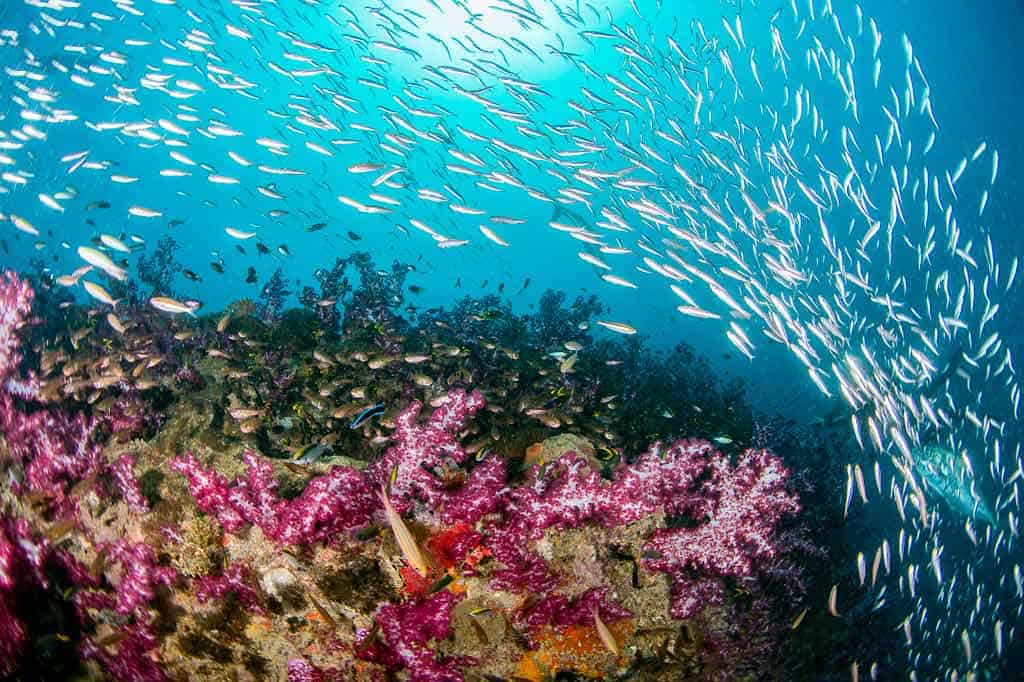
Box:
[348,0,597,76]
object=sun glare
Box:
[350,0,596,76]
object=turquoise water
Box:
[2,0,1022,678]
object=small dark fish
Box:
[168,219,184,228]
[210,261,225,274]
[350,403,385,429]
[498,283,505,293]
[236,245,247,256]
[0,239,7,254]
[281,461,313,477]
[256,242,270,255]
[183,269,202,282]
[347,230,362,241]
[428,572,454,594]
[86,218,96,227]
[409,285,423,294]
[355,524,381,541]
[86,201,110,210]
[481,279,488,288]
[307,222,327,232]
[246,266,258,284]
[518,277,531,293]
[455,277,461,288]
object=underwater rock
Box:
[523,432,597,467]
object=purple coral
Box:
[517,586,633,633]
[642,446,802,578]
[172,390,489,546]
[71,542,176,681]
[256,267,291,324]
[79,623,168,682]
[440,456,507,526]
[110,453,149,513]
[286,657,347,682]
[367,389,487,513]
[165,369,801,673]
[171,450,377,546]
[356,590,468,682]
[0,270,34,389]
[632,443,802,618]
[194,563,265,615]
[0,517,47,673]
[97,541,177,617]
[482,438,800,623]
[0,271,104,513]
[136,235,182,298]
[287,657,325,682]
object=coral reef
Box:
[0,270,816,680]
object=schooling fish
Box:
[150,296,198,317]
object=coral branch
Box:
[171,451,377,546]
[356,591,469,682]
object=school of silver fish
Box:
[0,0,1020,678]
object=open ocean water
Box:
[0,0,1022,679]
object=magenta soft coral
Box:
[171,390,490,546]
[194,563,265,615]
[484,439,800,623]
[0,270,34,390]
[110,453,149,513]
[171,450,377,546]
[79,623,168,682]
[641,446,801,618]
[0,271,103,511]
[367,389,486,513]
[356,591,469,682]
[168,360,801,669]
[104,541,177,616]
[71,541,177,681]
[0,516,46,674]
